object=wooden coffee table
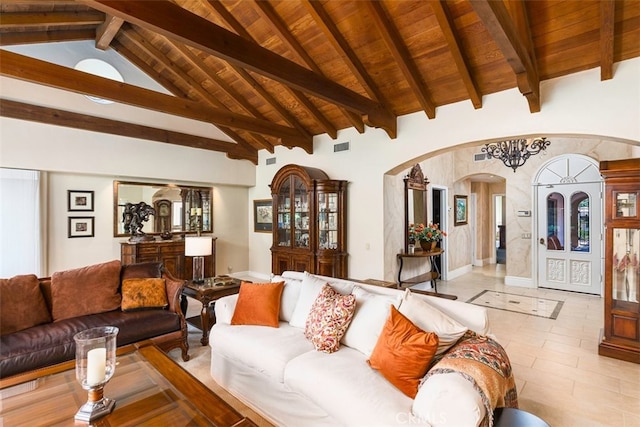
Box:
[181,276,244,346]
[0,342,256,426]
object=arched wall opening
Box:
[382,134,639,287]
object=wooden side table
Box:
[181,277,243,345]
[397,248,444,292]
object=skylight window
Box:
[73,58,123,104]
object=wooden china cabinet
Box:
[599,158,640,363]
[270,164,348,278]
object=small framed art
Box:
[68,190,94,212]
[254,199,273,233]
[454,195,468,226]
[68,217,95,238]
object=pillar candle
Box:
[191,207,196,215]
[86,348,106,386]
[196,208,202,216]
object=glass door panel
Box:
[612,228,640,305]
[615,192,637,218]
[293,177,309,248]
[546,192,565,250]
[318,192,338,249]
[571,192,590,252]
[277,180,291,247]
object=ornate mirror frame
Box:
[404,164,429,252]
[113,180,213,238]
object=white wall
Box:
[250,58,640,281]
[1,76,255,275]
[2,58,639,280]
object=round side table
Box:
[493,407,550,427]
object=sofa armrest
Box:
[161,268,186,315]
[214,294,239,325]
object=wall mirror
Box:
[404,164,429,252]
[113,181,212,238]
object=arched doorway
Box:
[534,155,603,294]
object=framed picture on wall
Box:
[454,195,468,226]
[254,199,273,233]
[68,190,94,212]
[68,217,95,238]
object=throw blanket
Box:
[423,331,518,427]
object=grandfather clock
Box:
[599,158,640,364]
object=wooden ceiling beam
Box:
[80,0,396,138]
[600,0,615,80]
[0,29,94,46]
[0,98,257,163]
[166,39,277,153]
[366,1,436,119]
[203,0,315,151]
[121,27,271,153]
[471,0,540,113]
[429,0,482,109]
[254,1,362,136]
[205,0,335,141]
[302,0,385,105]
[0,49,310,147]
[0,11,103,28]
[111,39,188,98]
[113,39,260,156]
[95,14,123,50]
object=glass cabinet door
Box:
[318,192,338,250]
[293,177,310,249]
[276,179,291,247]
[612,228,640,306]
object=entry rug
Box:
[467,290,564,319]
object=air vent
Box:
[266,157,276,165]
[334,141,350,152]
[473,153,489,162]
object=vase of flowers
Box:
[409,223,446,252]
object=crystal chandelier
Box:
[482,137,550,172]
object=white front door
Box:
[537,156,604,295]
[537,181,602,294]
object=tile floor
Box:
[171,265,640,427]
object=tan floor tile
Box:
[533,355,622,394]
[520,382,624,426]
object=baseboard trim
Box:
[505,276,534,288]
[448,264,473,281]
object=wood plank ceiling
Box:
[1,1,639,164]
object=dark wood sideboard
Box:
[121,238,216,280]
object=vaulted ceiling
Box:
[1,0,639,164]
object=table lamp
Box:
[185,236,212,283]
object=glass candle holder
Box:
[73,326,119,422]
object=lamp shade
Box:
[185,236,212,256]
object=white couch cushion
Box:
[284,346,429,426]
[289,272,354,328]
[341,286,401,357]
[399,289,468,355]
[209,322,313,383]
[272,274,302,322]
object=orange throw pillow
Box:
[368,305,439,398]
[231,281,285,327]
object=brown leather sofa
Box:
[0,261,189,379]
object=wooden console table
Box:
[397,248,444,292]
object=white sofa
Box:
[209,271,501,427]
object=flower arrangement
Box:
[409,222,447,243]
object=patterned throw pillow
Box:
[368,305,439,398]
[304,284,356,353]
[121,278,168,311]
